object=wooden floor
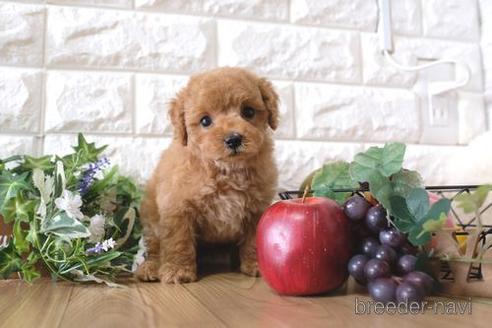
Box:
[0,273,490,328]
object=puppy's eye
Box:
[241,106,256,119]
[200,115,213,127]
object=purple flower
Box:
[86,243,104,254]
[78,157,110,194]
[86,238,116,255]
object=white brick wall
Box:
[0,0,491,191]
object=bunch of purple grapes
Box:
[344,195,435,304]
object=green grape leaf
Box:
[414,252,432,273]
[423,198,451,223]
[366,171,395,212]
[406,198,451,246]
[391,169,424,197]
[406,188,430,220]
[389,195,415,232]
[422,213,447,233]
[350,143,406,182]
[40,213,90,239]
[389,190,451,246]
[380,143,407,177]
[408,225,432,246]
[311,161,358,204]
[455,185,492,213]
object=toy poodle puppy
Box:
[136,67,279,284]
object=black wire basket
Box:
[279,185,492,283]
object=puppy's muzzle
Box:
[224,133,243,151]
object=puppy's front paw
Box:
[159,263,197,284]
[240,260,260,277]
[135,260,160,282]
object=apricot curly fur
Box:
[135,67,279,283]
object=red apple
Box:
[256,197,351,296]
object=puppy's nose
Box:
[224,133,243,150]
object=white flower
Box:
[32,169,54,219]
[132,238,147,272]
[102,237,116,251]
[88,214,106,243]
[54,190,84,220]
[0,235,9,249]
[93,169,105,180]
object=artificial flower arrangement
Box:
[0,134,144,285]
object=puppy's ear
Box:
[169,90,188,146]
[258,78,279,130]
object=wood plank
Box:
[184,273,333,328]
[311,290,490,328]
[1,274,492,328]
[186,274,492,328]
[137,281,225,327]
[0,279,73,328]
[58,281,151,328]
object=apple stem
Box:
[302,184,311,203]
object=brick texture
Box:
[0,0,490,190]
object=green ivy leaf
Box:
[13,220,29,254]
[0,171,30,218]
[15,194,36,222]
[455,185,492,213]
[1,197,16,224]
[89,166,118,195]
[21,155,53,172]
[20,263,40,283]
[40,213,90,239]
[71,133,107,163]
[25,223,38,245]
[0,242,22,278]
[1,194,36,224]
[350,143,406,182]
[311,161,358,204]
[60,251,122,274]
